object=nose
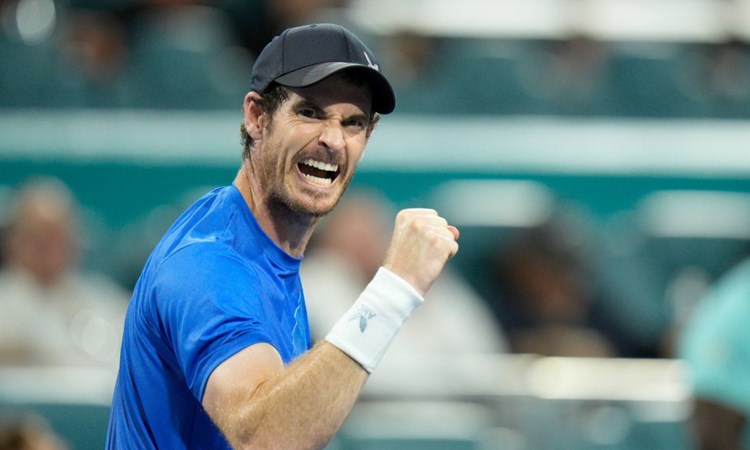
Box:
[319,120,345,151]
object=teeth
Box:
[302,159,338,172]
[303,174,333,186]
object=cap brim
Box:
[274,62,396,114]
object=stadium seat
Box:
[340,436,479,450]
[605,44,712,118]
[118,6,252,110]
[393,38,550,116]
[338,400,494,450]
[0,401,110,450]
[0,38,74,108]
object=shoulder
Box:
[695,259,750,319]
[156,242,261,296]
[717,259,750,296]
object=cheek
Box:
[347,129,369,151]
[346,143,367,170]
[259,133,290,167]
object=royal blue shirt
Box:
[680,259,750,431]
[106,184,311,449]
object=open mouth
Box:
[298,158,340,187]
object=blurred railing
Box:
[0,357,691,450]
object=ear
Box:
[243,91,265,142]
[365,122,376,140]
[365,113,379,140]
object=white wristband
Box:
[325,267,424,373]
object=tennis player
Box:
[106,23,459,449]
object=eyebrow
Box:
[291,96,371,124]
[291,97,324,115]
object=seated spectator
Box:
[0,414,67,450]
[218,0,346,57]
[692,38,750,118]
[0,178,128,370]
[301,189,507,359]
[679,256,750,450]
[486,207,618,357]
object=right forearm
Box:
[222,342,367,450]
[227,267,422,449]
[223,269,421,449]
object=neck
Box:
[233,164,318,258]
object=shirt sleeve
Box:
[153,243,273,402]
[678,260,750,416]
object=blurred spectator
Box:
[0,177,128,369]
[693,37,750,118]
[301,189,507,359]
[529,33,613,116]
[0,186,11,269]
[0,414,67,450]
[218,0,347,57]
[679,256,750,450]
[373,30,447,114]
[377,30,439,87]
[57,9,129,107]
[124,0,260,109]
[486,207,618,357]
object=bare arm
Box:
[203,341,366,450]
[203,208,459,449]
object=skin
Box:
[201,72,459,450]
[691,398,747,450]
[5,181,78,288]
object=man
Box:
[106,23,459,449]
[0,177,127,369]
[679,257,750,450]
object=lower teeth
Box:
[304,174,332,186]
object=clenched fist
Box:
[382,208,459,297]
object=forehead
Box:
[285,72,373,114]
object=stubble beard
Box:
[257,151,355,221]
[267,174,354,220]
[253,120,357,220]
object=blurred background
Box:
[1,0,750,448]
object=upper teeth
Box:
[302,159,338,172]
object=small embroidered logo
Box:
[363,52,379,71]
[349,305,376,333]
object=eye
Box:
[342,117,367,131]
[297,107,318,119]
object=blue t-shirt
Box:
[680,258,750,414]
[679,258,750,448]
[106,184,311,449]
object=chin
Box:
[275,192,341,218]
[298,198,339,217]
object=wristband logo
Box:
[348,305,376,333]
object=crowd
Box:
[0,177,128,369]
[0,0,352,109]
[1,1,750,447]
[2,0,750,116]
[0,172,748,448]
[3,175,739,365]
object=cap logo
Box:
[363,51,379,71]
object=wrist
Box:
[325,267,423,373]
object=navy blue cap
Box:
[250,23,396,114]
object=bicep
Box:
[202,343,285,436]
